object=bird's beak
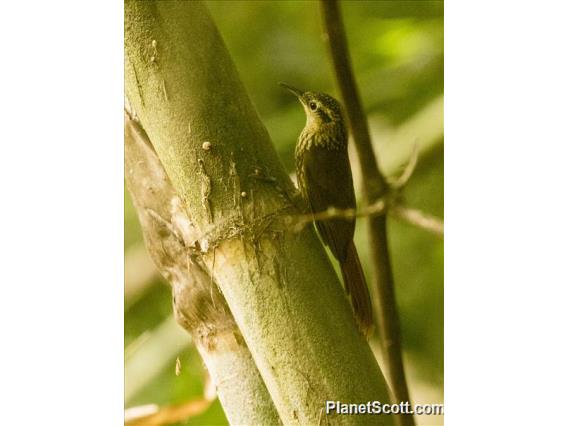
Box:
[279,82,304,99]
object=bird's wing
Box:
[302,145,356,262]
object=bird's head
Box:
[279,83,344,128]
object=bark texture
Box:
[125,1,392,424]
[125,115,281,425]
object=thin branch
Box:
[288,198,443,238]
[390,142,419,189]
[320,1,415,425]
[287,198,386,232]
[391,205,444,238]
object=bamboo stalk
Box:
[125,1,393,424]
[125,113,281,425]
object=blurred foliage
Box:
[125,1,443,424]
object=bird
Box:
[280,82,373,335]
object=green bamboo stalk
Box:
[125,114,281,425]
[125,1,392,424]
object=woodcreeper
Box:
[281,82,373,334]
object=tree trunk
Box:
[125,1,392,424]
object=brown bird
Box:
[281,82,373,334]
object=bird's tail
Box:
[341,241,374,336]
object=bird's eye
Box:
[309,101,317,111]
